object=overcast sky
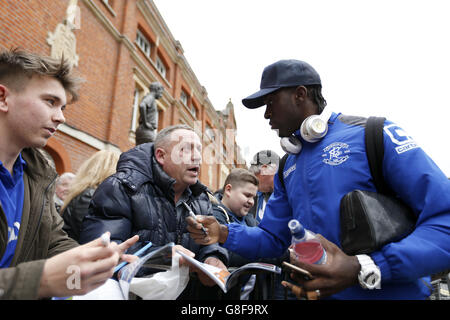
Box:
[153,0,450,177]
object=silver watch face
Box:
[362,270,381,289]
[357,255,381,289]
[364,272,378,285]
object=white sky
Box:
[153,0,450,177]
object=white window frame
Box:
[131,89,141,132]
[156,56,167,78]
[136,29,151,58]
[190,104,197,117]
[205,123,215,141]
[180,90,188,106]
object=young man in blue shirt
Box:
[0,49,138,299]
[187,59,450,299]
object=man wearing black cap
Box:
[248,150,280,223]
[187,59,450,300]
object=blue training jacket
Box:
[224,113,450,299]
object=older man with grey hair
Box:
[248,150,280,222]
[54,172,75,213]
[80,124,229,299]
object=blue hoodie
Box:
[224,113,450,299]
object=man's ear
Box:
[294,86,308,102]
[154,147,166,166]
[0,85,9,113]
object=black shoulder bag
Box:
[339,117,416,255]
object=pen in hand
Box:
[101,232,110,247]
[182,202,208,236]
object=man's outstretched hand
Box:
[186,215,228,245]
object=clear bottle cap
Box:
[288,219,305,238]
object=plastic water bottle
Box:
[288,219,327,265]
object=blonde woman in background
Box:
[62,150,120,242]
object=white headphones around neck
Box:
[280,107,332,154]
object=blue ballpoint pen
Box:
[114,241,153,273]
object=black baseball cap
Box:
[242,59,322,109]
[250,150,280,167]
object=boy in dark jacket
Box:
[80,125,229,299]
[213,169,259,235]
[212,168,274,299]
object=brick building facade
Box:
[0,0,245,190]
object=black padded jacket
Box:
[62,187,95,243]
[79,143,228,264]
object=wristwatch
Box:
[356,254,381,289]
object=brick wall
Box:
[0,0,245,190]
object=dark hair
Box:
[0,48,83,102]
[305,84,327,113]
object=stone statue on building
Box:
[46,0,80,68]
[135,82,164,145]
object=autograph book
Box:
[176,250,281,293]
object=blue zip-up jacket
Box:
[224,113,450,299]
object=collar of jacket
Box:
[218,203,250,225]
[116,143,207,199]
[21,148,58,184]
